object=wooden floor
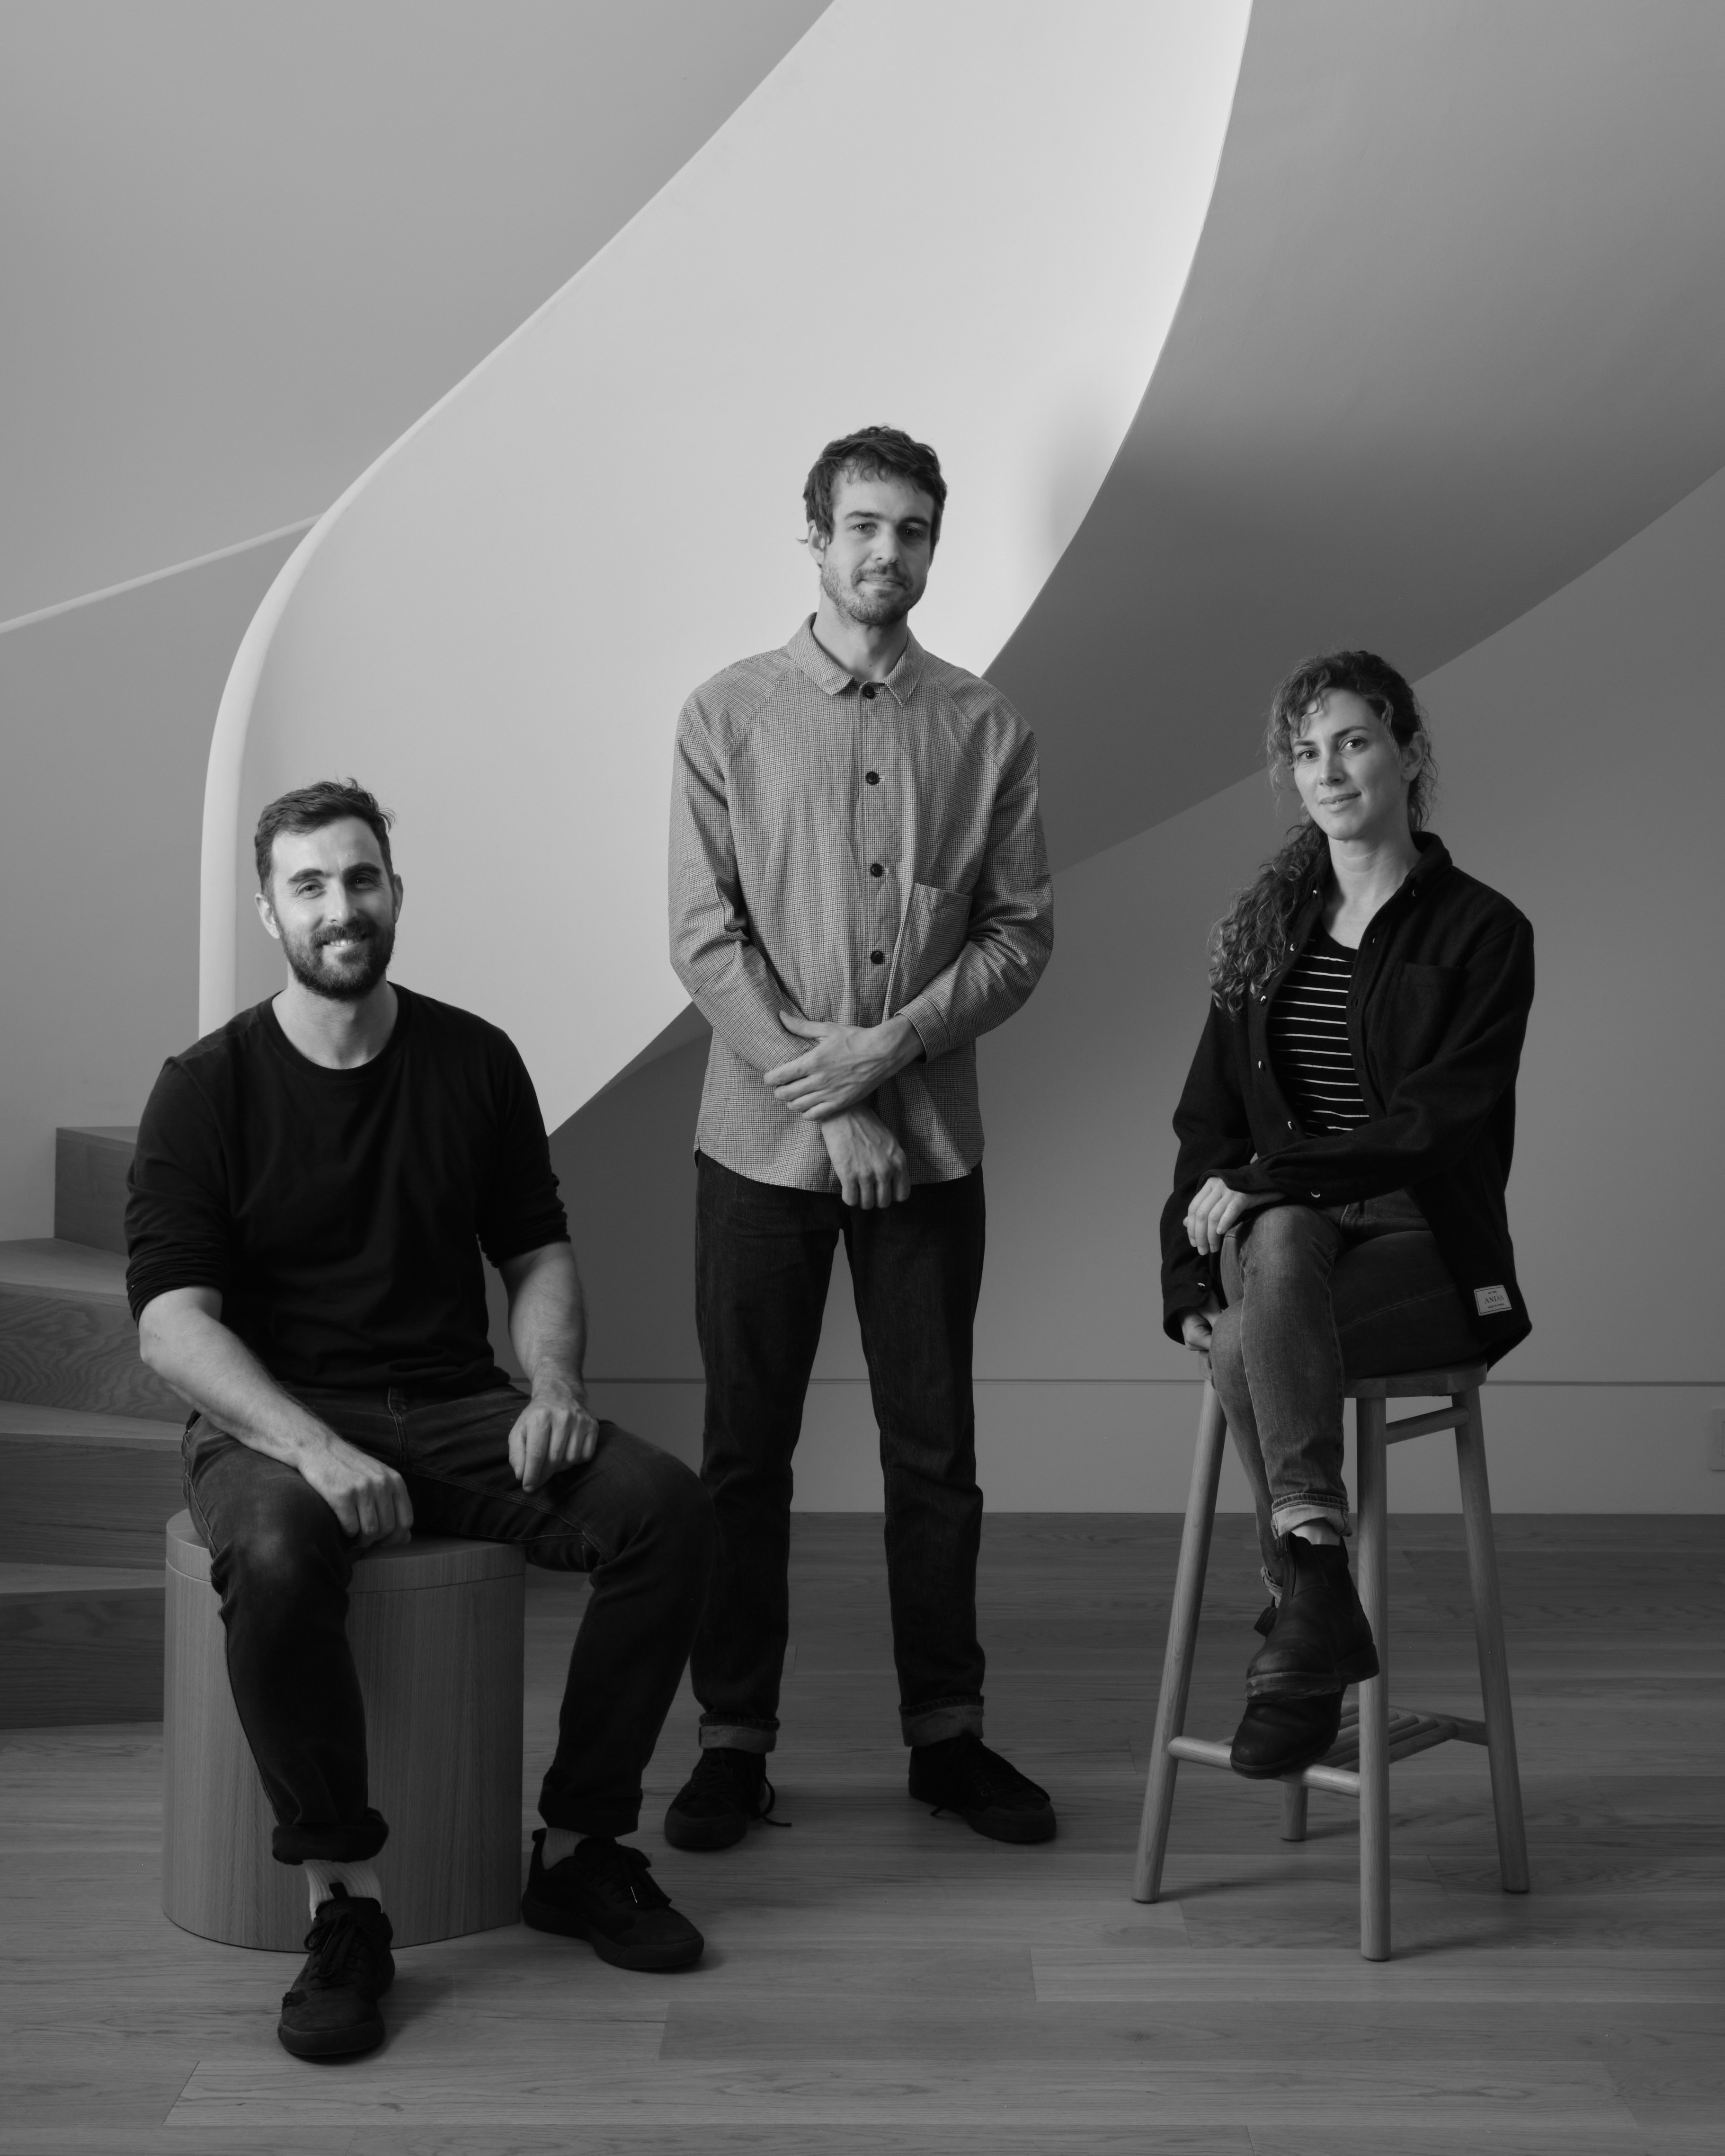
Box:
[2,1511,1723,2155]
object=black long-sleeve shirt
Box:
[126,987,568,1395]
[1161,834,1535,1364]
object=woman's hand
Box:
[1180,1305,1221,1353]
[1184,1176,1281,1256]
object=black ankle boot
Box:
[1245,1534,1378,1701]
[1229,1691,1344,1779]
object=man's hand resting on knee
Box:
[294,1434,414,1546]
[820,1107,912,1209]
[497,1242,603,1491]
[507,1385,601,1493]
[136,1284,413,1548]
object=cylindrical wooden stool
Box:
[162,1508,526,1951]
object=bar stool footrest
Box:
[1166,1700,1483,1796]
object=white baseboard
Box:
[579,1377,1725,1514]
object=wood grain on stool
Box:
[162,1509,525,1951]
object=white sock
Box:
[1290,1520,1343,1547]
[302,1858,384,1916]
[540,1827,581,1868]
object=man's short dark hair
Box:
[803,426,947,548]
[254,779,396,892]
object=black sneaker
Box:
[1245,1535,1379,1701]
[1229,1689,1345,1779]
[276,1886,395,2059]
[908,1733,1056,1845]
[663,1746,780,1852]
[521,1832,704,1971]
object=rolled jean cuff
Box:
[1271,1498,1350,1541]
[699,1721,775,1755]
[271,1807,389,1866]
[900,1698,984,1748]
[539,1798,645,1838]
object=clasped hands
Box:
[764,1011,924,1210]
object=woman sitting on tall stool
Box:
[1162,649,1534,1782]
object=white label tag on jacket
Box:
[1474,1285,1512,1316]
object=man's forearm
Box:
[139,1297,337,1467]
[501,1243,588,1397]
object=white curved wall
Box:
[0,0,828,1241]
[0,0,829,623]
[208,0,1252,1128]
[995,0,1725,868]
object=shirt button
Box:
[1256,1060,1264,1069]
[861,683,878,700]
[870,862,884,877]
[1288,1119,1296,1130]
[870,949,885,964]
[865,771,880,785]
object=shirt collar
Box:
[785,616,927,706]
[1296,829,1453,917]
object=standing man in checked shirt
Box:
[665,425,1056,1850]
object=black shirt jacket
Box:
[1160,833,1534,1365]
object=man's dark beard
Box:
[283,919,395,1002]
[822,558,911,628]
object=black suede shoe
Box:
[663,1746,779,1852]
[1229,1690,1345,1779]
[908,1733,1056,1845]
[276,1886,395,2059]
[1245,1535,1378,1700]
[521,1833,704,1970]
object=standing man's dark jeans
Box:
[692,1151,987,1752]
[185,1389,712,1864]
[1207,1194,1485,1591]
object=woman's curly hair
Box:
[1209,650,1435,1013]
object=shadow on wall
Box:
[486,1037,707,1427]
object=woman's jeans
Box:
[691,1152,988,1752]
[185,1389,712,1864]
[1208,1195,1484,1592]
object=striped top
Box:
[1268,929,1369,1133]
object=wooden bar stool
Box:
[1131,1365,1529,1960]
[162,1509,526,1951]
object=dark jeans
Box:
[1208,1195,1484,1589]
[692,1152,987,1750]
[185,1387,712,1863]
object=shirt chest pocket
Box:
[1368,960,1464,1075]
[884,881,972,1011]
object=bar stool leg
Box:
[1454,1384,1530,1894]
[1133,1377,1228,1902]
[1354,1397,1391,1960]
[1280,1780,1310,1842]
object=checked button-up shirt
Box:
[669,617,1054,1191]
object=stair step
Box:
[54,1124,137,1256]
[0,1561,163,1728]
[0,1239,183,1419]
[0,1400,184,1566]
